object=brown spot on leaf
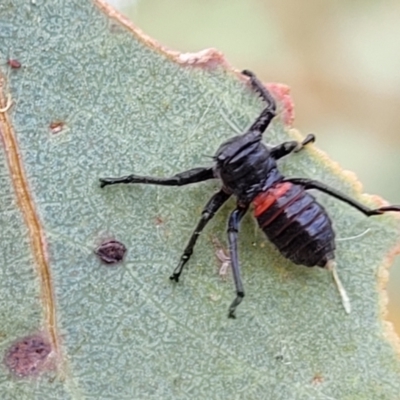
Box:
[311,373,324,385]
[154,215,164,226]
[49,121,65,134]
[7,59,21,69]
[95,240,126,265]
[4,334,52,377]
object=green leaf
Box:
[1,1,400,398]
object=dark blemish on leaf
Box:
[49,121,65,134]
[95,240,126,265]
[4,334,52,377]
[7,59,21,69]
[275,353,292,365]
[154,216,164,226]
[109,22,124,34]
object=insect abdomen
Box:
[253,182,335,267]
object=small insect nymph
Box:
[100,70,400,318]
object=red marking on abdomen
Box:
[253,182,292,217]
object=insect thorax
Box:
[213,133,282,202]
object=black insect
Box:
[100,70,400,318]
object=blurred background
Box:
[106,0,400,334]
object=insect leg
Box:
[170,189,231,282]
[242,70,276,134]
[100,167,214,188]
[270,134,315,160]
[284,178,400,215]
[227,205,249,318]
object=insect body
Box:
[253,182,335,268]
[100,70,400,318]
